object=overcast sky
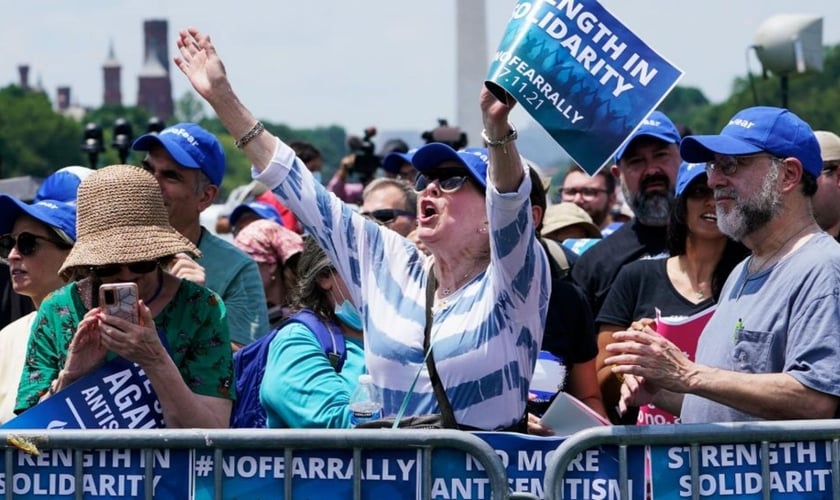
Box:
[4,1,839,136]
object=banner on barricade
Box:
[0,448,190,498]
[486,0,683,175]
[2,356,164,430]
[650,441,836,499]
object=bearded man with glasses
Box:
[607,106,840,424]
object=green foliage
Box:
[0,85,85,178]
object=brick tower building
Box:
[103,41,122,106]
[137,19,173,120]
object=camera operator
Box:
[327,127,381,205]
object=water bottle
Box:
[348,374,383,427]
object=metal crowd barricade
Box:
[1,428,513,500]
[544,419,840,500]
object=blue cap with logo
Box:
[680,106,822,177]
[132,122,226,186]
[411,144,489,188]
[675,162,708,197]
[34,166,94,204]
[615,111,681,162]
[0,197,77,242]
[229,201,283,228]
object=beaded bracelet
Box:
[235,121,265,149]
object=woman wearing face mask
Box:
[259,236,366,428]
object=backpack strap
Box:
[284,309,347,372]
[542,238,570,279]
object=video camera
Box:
[346,127,381,181]
[421,119,468,150]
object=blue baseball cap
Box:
[615,111,681,162]
[0,196,77,242]
[132,122,226,186]
[680,106,822,177]
[411,144,489,188]
[34,166,94,204]
[675,162,708,196]
[229,201,282,228]
[382,148,418,175]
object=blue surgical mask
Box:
[331,273,362,331]
[312,170,323,185]
[335,300,363,331]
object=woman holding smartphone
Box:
[0,185,80,424]
[14,164,234,429]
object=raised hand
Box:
[167,252,206,286]
[480,85,516,137]
[173,27,229,102]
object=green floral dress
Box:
[15,278,235,413]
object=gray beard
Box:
[716,166,782,241]
[625,187,674,227]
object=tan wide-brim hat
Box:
[541,202,602,238]
[59,164,200,276]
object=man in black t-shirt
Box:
[571,111,683,318]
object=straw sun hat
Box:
[59,164,199,276]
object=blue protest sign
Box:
[0,448,190,499]
[650,442,836,499]
[2,356,164,430]
[486,0,683,174]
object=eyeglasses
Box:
[413,169,473,193]
[360,209,415,225]
[91,260,159,277]
[706,154,782,176]
[684,184,714,200]
[0,232,72,259]
[560,187,608,199]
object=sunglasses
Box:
[684,184,714,200]
[360,209,415,225]
[91,260,159,277]
[413,169,473,193]
[0,231,72,259]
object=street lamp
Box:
[81,122,104,169]
[753,14,823,109]
[112,118,134,164]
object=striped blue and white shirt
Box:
[254,139,550,430]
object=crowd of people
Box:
[1,26,840,437]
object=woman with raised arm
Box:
[173,27,550,431]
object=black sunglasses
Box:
[0,231,71,259]
[360,208,415,225]
[413,168,474,193]
[91,260,159,277]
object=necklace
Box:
[145,267,165,305]
[676,256,708,301]
[747,225,812,274]
[440,267,484,296]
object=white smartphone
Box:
[98,282,139,324]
